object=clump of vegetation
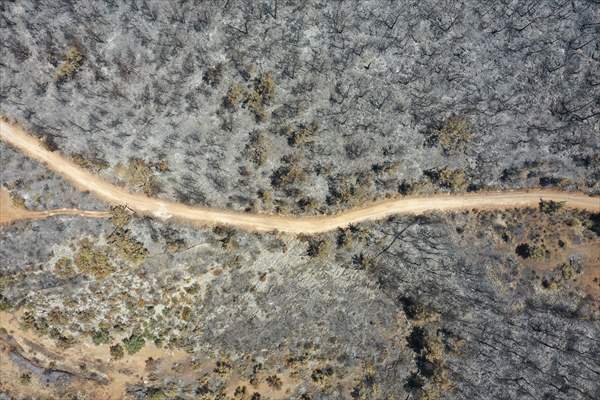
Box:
[110,205,131,228]
[285,121,319,146]
[74,239,114,279]
[245,89,267,122]
[122,333,145,354]
[110,343,124,359]
[541,260,582,290]
[296,196,319,213]
[271,154,305,188]
[0,294,12,311]
[214,226,238,251]
[398,297,440,326]
[256,72,276,104]
[54,257,76,278]
[337,228,354,249]
[71,153,109,173]
[245,131,271,167]
[372,161,401,175]
[225,83,246,110]
[117,158,160,196]
[352,252,375,270]
[266,374,283,390]
[180,306,192,321]
[214,359,233,376]
[307,238,331,259]
[92,328,111,345]
[19,373,32,385]
[424,167,467,192]
[55,47,83,80]
[107,229,148,265]
[587,213,600,236]
[515,243,546,260]
[429,117,472,154]
[326,173,373,206]
[405,324,453,399]
[223,72,276,122]
[311,366,334,383]
[9,191,26,209]
[539,199,565,214]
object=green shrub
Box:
[92,329,111,345]
[122,334,145,354]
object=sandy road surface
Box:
[1,118,598,233]
[0,188,110,225]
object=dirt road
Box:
[1,118,598,233]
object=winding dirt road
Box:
[1,118,598,233]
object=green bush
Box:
[122,334,145,354]
[92,329,111,345]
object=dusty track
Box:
[0,187,110,225]
[1,118,598,233]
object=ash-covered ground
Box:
[2,0,599,214]
[1,1,600,399]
